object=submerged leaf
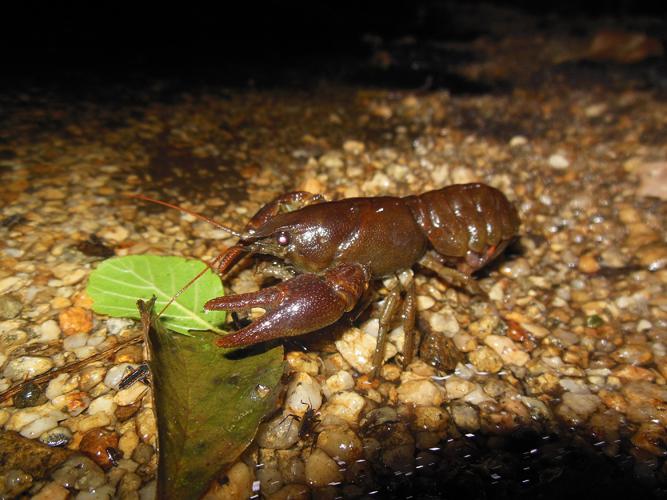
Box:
[139,300,283,500]
[87,255,226,335]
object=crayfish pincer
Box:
[202,183,520,376]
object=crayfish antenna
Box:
[156,252,226,319]
[127,193,242,321]
[127,193,243,238]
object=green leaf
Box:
[139,300,283,500]
[87,255,226,335]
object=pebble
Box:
[20,415,59,439]
[548,153,570,169]
[444,376,476,399]
[1,469,33,497]
[449,403,480,431]
[39,426,73,447]
[104,363,136,389]
[80,428,120,469]
[343,140,365,155]
[256,412,301,449]
[636,242,667,271]
[88,394,116,415]
[58,306,93,336]
[113,382,149,406]
[13,382,47,408]
[31,481,71,500]
[484,335,530,366]
[4,356,54,381]
[305,448,344,487]
[561,391,601,419]
[136,408,156,443]
[285,373,322,416]
[611,344,653,366]
[52,391,91,416]
[64,411,111,433]
[322,370,354,399]
[578,252,600,274]
[80,366,107,391]
[63,332,89,351]
[0,293,22,319]
[106,317,134,335]
[317,428,363,462]
[118,430,139,458]
[0,276,26,294]
[429,310,460,336]
[397,379,445,407]
[285,351,320,376]
[468,346,503,373]
[335,325,397,374]
[38,319,62,341]
[51,455,106,490]
[320,391,365,425]
[46,374,80,400]
[413,406,449,432]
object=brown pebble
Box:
[79,428,120,469]
[578,252,600,274]
[114,345,143,364]
[115,400,142,422]
[58,306,93,336]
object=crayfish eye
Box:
[276,231,290,246]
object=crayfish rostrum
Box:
[139,183,519,375]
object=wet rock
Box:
[64,412,112,434]
[20,415,59,439]
[38,319,62,342]
[257,464,283,495]
[335,324,397,374]
[450,403,480,431]
[317,428,363,462]
[256,412,301,450]
[52,391,91,416]
[1,469,33,497]
[444,376,475,400]
[118,471,143,498]
[611,344,653,366]
[13,382,48,408]
[305,448,343,487]
[560,392,601,420]
[63,332,88,351]
[118,430,139,458]
[322,370,354,399]
[58,306,93,335]
[484,335,529,366]
[428,310,459,336]
[46,374,80,400]
[636,242,667,271]
[132,442,154,465]
[31,481,70,500]
[320,391,365,425]
[397,379,444,407]
[413,406,449,432]
[104,363,136,389]
[52,455,106,490]
[4,356,54,381]
[136,408,156,443]
[419,330,463,372]
[79,428,120,469]
[80,367,107,391]
[285,372,322,416]
[39,426,73,447]
[114,382,149,406]
[88,394,116,416]
[468,346,503,373]
[0,293,22,319]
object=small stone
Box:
[58,306,93,336]
[450,403,480,431]
[114,382,149,406]
[38,319,61,342]
[561,392,600,419]
[484,335,529,366]
[51,455,105,490]
[63,332,88,351]
[104,363,136,389]
[509,135,528,146]
[46,374,79,400]
[578,252,600,274]
[612,344,653,366]
[80,366,106,391]
[335,325,397,374]
[88,394,116,415]
[4,356,54,381]
[31,481,70,500]
[115,401,142,422]
[0,276,25,294]
[285,351,320,376]
[20,415,59,439]
[131,442,154,465]
[99,225,129,242]
[468,346,503,373]
[428,311,459,336]
[256,411,301,449]
[548,153,570,169]
[413,406,449,432]
[119,430,139,458]
[305,448,344,487]
[52,391,91,416]
[80,428,120,469]
[0,293,22,319]
[636,242,667,271]
[343,140,365,155]
[113,344,143,363]
[39,426,73,447]
[317,428,363,462]
[397,379,445,407]
[444,376,475,399]
[106,317,134,335]
[320,391,365,425]
[13,382,47,408]
[1,469,33,497]
[285,373,322,416]
[64,411,111,433]
[136,408,156,443]
[61,268,87,286]
[322,371,354,399]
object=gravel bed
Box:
[1,45,667,499]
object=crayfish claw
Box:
[209,263,369,348]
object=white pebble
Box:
[429,311,459,336]
[106,318,134,335]
[322,371,354,399]
[104,363,135,389]
[46,374,79,400]
[3,356,54,381]
[61,269,87,286]
[39,320,61,342]
[305,449,343,487]
[561,392,600,418]
[444,376,475,399]
[6,404,67,432]
[88,394,117,415]
[20,416,59,439]
[484,335,529,366]
[335,324,397,374]
[397,379,445,407]
[416,295,435,310]
[0,276,26,294]
[114,382,149,406]
[285,373,322,416]
[63,333,88,351]
[548,153,570,169]
[321,391,365,425]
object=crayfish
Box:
[136,183,519,376]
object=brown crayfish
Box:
[136,183,519,375]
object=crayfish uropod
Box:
[200,183,519,376]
